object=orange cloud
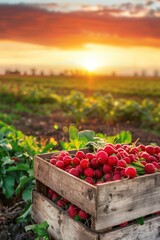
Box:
[0,4,160,49]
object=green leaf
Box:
[15,175,34,195]
[69,125,78,141]
[0,138,12,151]
[136,217,144,225]
[2,175,15,198]
[116,131,132,144]
[78,130,95,142]
[6,163,30,172]
[1,156,14,167]
[16,201,32,223]
[22,184,33,201]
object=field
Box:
[0,74,160,145]
[0,74,160,239]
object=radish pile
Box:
[48,188,91,225]
[49,144,160,184]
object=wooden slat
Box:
[100,216,160,240]
[35,180,47,196]
[95,173,160,231]
[34,155,97,217]
[32,190,98,240]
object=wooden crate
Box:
[32,190,160,240]
[34,150,160,232]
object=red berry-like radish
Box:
[124,167,137,179]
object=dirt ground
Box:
[13,111,160,146]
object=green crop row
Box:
[0,89,160,131]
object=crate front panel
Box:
[95,173,160,231]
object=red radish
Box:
[103,164,112,173]
[55,160,64,169]
[145,145,155,155]
[52,192,59,202]
[115,144,121,149]
[76,151,85,159]
[124,167,137,179]
[48,189,53,199]
[75,165,84,175]
[90,158,99,169]
[85,177,94,185]
[153,211,160,215]
[50,158,57,165]
[61,197,70,204]
[103,145,116,155]
[113,174,121,181]
[119,221,129,227]
[63,156,72,166]
[94,169,103,179]
[65,165,72,172]
[84,168,95,177]
[85,153,95,160]
[123,157,131,164]
[120,169,126,177]
[78,210,90,219]
[128,154,137,162]
[138,144,146,151]
[114,169,121,174]
[72,157,80,166]
[56,200,66,208]
[59,151,69,157]
[96,151,108,164]
[69,168,79,177]
[148,155,157,163]
[129,147,138,154]
[68,205,79,218]
[144,163,156,174]
[80,159,90,169]
[152,162,159,168]
[108,156,118,166]
[104,173,112,181]
[117,160,127,168]
[140,152,150,161]
[154,146,160,154]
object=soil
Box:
[13,110,160,146]
[0,197,35,240]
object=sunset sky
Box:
[0,0,160,75]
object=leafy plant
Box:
[25,221,50,240]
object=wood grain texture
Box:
[100,216,160,240]
[34,155,97,217]
[32,190,98,240]
[96,173,160,231]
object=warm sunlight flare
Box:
[82,58,99,72]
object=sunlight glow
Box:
[82,58,99,72]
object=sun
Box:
[83,58,99,72]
